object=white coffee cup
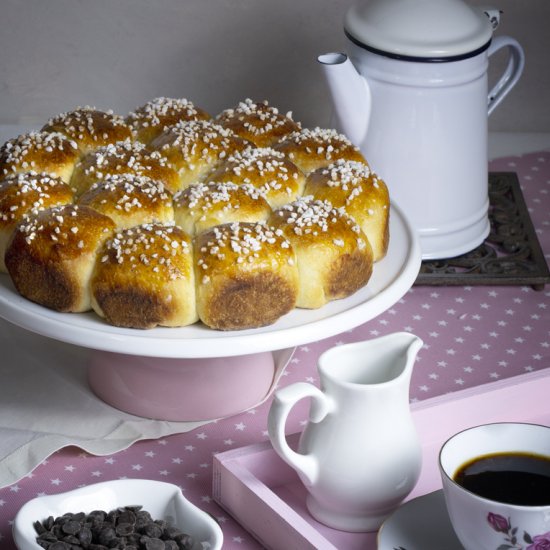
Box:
[439,423,550,550]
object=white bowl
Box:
[13,479,223,550]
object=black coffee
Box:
[453,452,550,506]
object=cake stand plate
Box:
[0,204,420,420]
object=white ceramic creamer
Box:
[319,0,524,259]
[267,332,423,532]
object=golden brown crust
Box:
[148,120,251,191]
[217,99,301,147]
[77,173,174,229]
[127,97,211,144]
[274,127,367,174]
[194,222,298,329]
[91,223,197,328]
[268,197,373,308]
[208,146,306,208]
[1,98,388,331]
[70,139,180,196]
[0,172,75,272]
[304,160,390,261]
[42,107,133,155]
[5,204,116,312]
[0,131,80,184]
[173,181,271,236]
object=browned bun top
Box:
[70,139,180,196]
[194,221,298,330]
[7,203,115,261]
[0,97,387,330]
[196,221,295,276]
[4,204,116,312]
[77,173,174,229]
[305,159,390,260]
[274,127,367,174]
[148,119,251,190]
[126,97,211,144]
[216,98,301,147]
[97,222,194,286]
[268,196,373,308]
[0,172,75,273]
[0,172,74,231]
[92,222,196,329]
[208,145,305,208]
[269,195,369,251]
[0,131,80,184]
[42,107,133,155]
[173,181,271,236]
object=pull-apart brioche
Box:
[42,106,133,155]
[148,120,251,191]
[274,127,367,174]
[208,145,305,208]
[0,98,390,331]
[268,196,373,308]
[5,204,116,312]
[91,223,196,329]
[0,172,74,272]
[194,221,299,330]
[0,131,80,184]
[70,139,180,197]
[305,159,390,261]
[77,173,174,229]
[217,98,300,147]
[127,97,211,144]
[173,181,271,236]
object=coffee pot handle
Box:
[487,36,525,116]
[267,382,332,486]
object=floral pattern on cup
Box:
[487,512,550,549]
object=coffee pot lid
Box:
[344,0,494,61]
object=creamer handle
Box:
[267,382,332,486]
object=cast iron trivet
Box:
[415,172,550,290]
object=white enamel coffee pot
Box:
[319,0,524,259]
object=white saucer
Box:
[377,490,463,550]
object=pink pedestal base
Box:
[88,350,290,421]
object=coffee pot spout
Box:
[318,52,371,146]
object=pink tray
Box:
[213,368,550,550]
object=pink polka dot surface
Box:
[1,150,549,549]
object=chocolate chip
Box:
[143,538,164,550]
[33,505,196,549]
[62,520,82,535]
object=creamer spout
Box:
[318,52,371,146]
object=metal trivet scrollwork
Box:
[415,172,550,290]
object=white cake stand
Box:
[0,204,421,421]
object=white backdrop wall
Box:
[1,0,548,132]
